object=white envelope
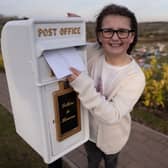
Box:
[44,47,85,79]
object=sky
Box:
[0,0,168,22]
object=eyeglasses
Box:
[98,28,134,39]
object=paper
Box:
[44,47,85,79]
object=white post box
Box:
[1,18,89,163]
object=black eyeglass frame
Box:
[98,28,135,39]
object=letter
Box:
[38,28,44,37]
[67,27,72,35]
[77,27,80,34]
[48,28,52,36]
[53,28,57,36]
[59,28,64,35]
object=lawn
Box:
[132,105,168,135]
[0,53,5,72]
[0,104,70,168]
[0,104,48,168]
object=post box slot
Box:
[37,46,86,85]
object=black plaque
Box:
[53,81,81,141]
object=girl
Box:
[68,4,145,168]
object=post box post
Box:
[1,18,89,163]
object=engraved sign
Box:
[37,27,80,38]
[53,81,81,141]
[35,22,82,40]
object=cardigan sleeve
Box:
[70,72,145,125]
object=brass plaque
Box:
[53,81,81,141]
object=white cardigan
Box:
[70,44,145,154]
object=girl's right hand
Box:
[67,13,80,17]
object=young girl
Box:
[68,4,145,168]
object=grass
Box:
[132,106,168,135]
[0,53,5,72]
[0,104,48,168]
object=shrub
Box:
[141,56,168,112]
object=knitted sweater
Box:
[70,44,145,154]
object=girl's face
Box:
[98,15,135,57]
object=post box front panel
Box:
[37,46,86,84]
[44,82,89,158]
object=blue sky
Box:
[0,0,168,22]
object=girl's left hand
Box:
[67,67,81,82]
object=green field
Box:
[0,53,5,72]
[0,104,70,168]
[0,105,48,168]
[132,105,168,135]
